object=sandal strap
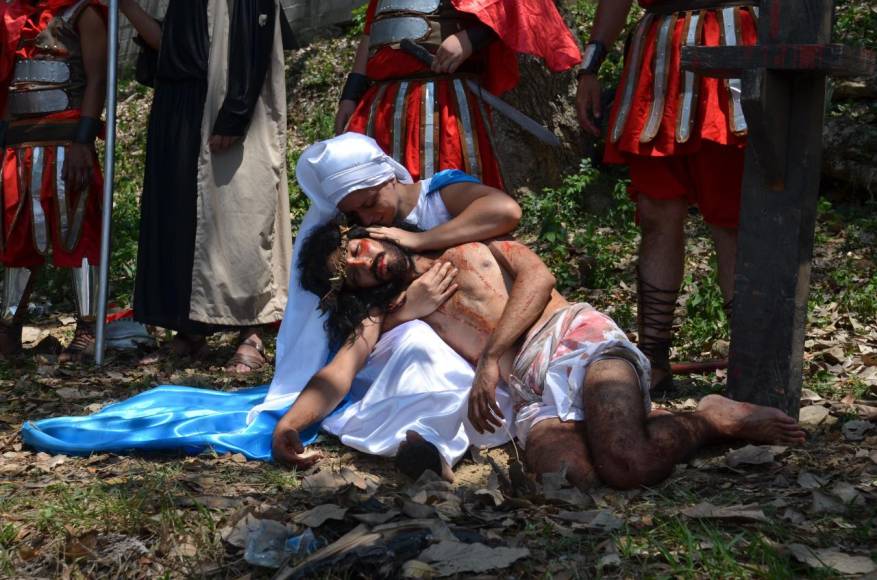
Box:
[239,338,265,354]
[637,270,679,371]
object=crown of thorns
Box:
[319,219,355,310]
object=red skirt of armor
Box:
[0,144,102,268]
[347,55,504,189]
[605,6,757,227]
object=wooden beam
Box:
[682,44,876,78]
[726,0,835,417]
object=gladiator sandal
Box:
[637,271,679,396]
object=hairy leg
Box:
[524,418,599,490]
[583,359,806,490]
[583,358,712,489]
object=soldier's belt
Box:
[4,118,78,147]
[644,0,758,15]
[8,89,71,117]
[370,16,431,49]
[12,59,71,85]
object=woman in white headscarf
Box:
[255,132,521,471]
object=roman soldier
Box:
[335,0,582,189]
[577,0,757,391]
[0,0,107,361]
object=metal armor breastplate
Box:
[8,0,90,119]
[368,0,480,54]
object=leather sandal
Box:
[59,322,96,363]
[226,338,267,374]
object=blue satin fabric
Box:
[21,170,480,461]
[20,385,339,461]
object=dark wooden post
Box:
[681,1,875,417]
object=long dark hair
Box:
[298,220,414,345]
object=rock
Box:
[799,405,830,429]
[842,420,874,441]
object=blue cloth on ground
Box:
[21,385,337,461]
[21,169,480,461]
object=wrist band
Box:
[578,41,608,77]
[466,24,494,51]
[73,116,101,145]
[0,121,7,150]
[340,73,370,103]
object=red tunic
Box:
[346,0,581,188]
[604,1,757,163]
[0,0,105,268]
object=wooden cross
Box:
[681,0,875,418]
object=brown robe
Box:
[189,0,291,325]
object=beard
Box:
[375,240,413,284]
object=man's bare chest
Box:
[422,244,511,361]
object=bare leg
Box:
[637,196,687,388]
[709,224,737,304]
[395,431,455,483]
[524,419,599,489]
[583,359,805,490]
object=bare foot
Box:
[395,431,454,483]
[696,394,806,445]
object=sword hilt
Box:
[400,39,435,67]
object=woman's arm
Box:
[368,182,522,253]
[119,0,161,50]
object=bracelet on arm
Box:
[465,24,495,51]
[340,72,370,103]
[72,116,101,145]
[578,41,608,77]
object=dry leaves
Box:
[419,541,530,577]
[725,445,786,468]
[788,544,877,575]
[681,502,770,523]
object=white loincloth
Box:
[509,303,652,447]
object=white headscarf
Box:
[248,133,413,420]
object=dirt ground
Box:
[1,321,875,579]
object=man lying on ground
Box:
[273,223,806,488]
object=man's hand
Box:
[208,134,241,153]
[399,261,458,319]
[365,226,424,251]
[63,143,94,192]
[334,99,357,135]
[468,355,505,433]
[432,31,473,74]
[576,73,603,136]
[272,422,322,469]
